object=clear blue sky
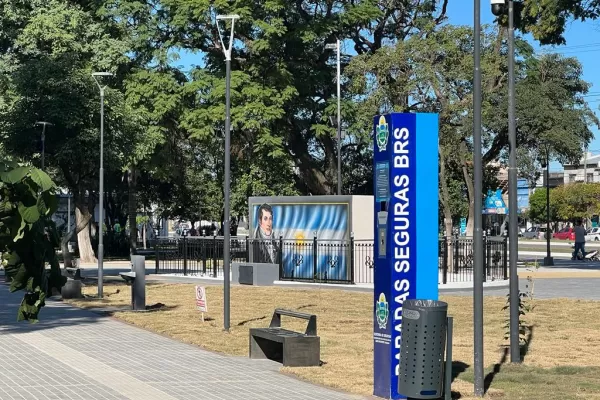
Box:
[177,3,600,172]
[445,1,600,172]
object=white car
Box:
[585,227,600,241]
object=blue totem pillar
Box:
[373,113,439,399]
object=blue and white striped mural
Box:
[249,200,350,281]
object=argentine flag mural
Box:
[249,198,350,281]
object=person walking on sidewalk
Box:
[573,219,586,260]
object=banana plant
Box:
[0,160,66,322]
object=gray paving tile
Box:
[0,283,365,400]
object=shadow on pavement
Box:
[0,284,107,335]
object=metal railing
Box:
[277,238,353,283]
[154,236,246,277]
[440,236,508,284]
[154,235,508,284]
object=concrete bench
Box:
[249,309,320,367]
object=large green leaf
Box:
[8,264,28,292]
[2,167,30,184]
[29,169,55,191]
[37,196,48,216]
[41,192,59,215]
[14,218,26,241]
[18,203,40,223]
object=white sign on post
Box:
[195,286,207,321]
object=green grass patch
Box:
[459,365,600,399]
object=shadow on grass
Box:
[452,361,469,383]
[237,316,268,326]
[484,325,534,393]
[237,304,318,327]
[520,325,534,362]
[296,304,318,310]
[145,303,180,312]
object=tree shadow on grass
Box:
[484,325,534,393]
[452,361,469,383]
[520,325,534,362]
[237,304,318,326]
[237,316,268,326]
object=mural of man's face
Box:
[260,210,273,235]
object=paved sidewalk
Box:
[0,284,365,400]
[444,277,600,300]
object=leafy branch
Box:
[1,161,66,322]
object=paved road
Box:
[445,277,600,300]
[0,284,365,400]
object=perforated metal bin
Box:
[398,299,448,399]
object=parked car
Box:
[553,227,575,240]
[522,226,548,239]
[585,227,600,241]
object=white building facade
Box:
[563,152,600,184]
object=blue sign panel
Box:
[517,178,529,212]
[373,113,439,399]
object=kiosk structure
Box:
[373,113,439,399]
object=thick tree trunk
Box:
[460,141,476,236]
[439,144,454,270]
[128,166,137,255]
[62,202,99,268]
[142,223,147,249]
[75,206,96,263]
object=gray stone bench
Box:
[249,309,320,367]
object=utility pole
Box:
[506,0,521,364]
[216,14,240,332]
[473,0,485,395]
[325,40,342,195]
[35,122,53,170]
[92,71,114,299]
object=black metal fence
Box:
[154,235,508,284]
[278,238,354,283]
[154,237,247,277]
[438,236,508,284]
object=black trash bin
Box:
[398,299,448,399]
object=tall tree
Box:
[514,0,600,45]
[346,24,597,236]
[552,183,600,221]
[0,0,151,262]
[104,0,451,197]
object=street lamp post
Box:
[325,40,342,195]
[473,0,485,396]
[92,71,113,299]
[506,0,521,365]
[542,144,554,266]
[216,14,240,332]
[491,0,520,365]
[35,122,53,169]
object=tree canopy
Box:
[529,183,600,223]
[1,0,600,270]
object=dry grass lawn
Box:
[67,282,600,400]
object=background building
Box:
[563,152,600,183]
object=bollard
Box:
[131,255,146,311]
[120,255,146,311]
